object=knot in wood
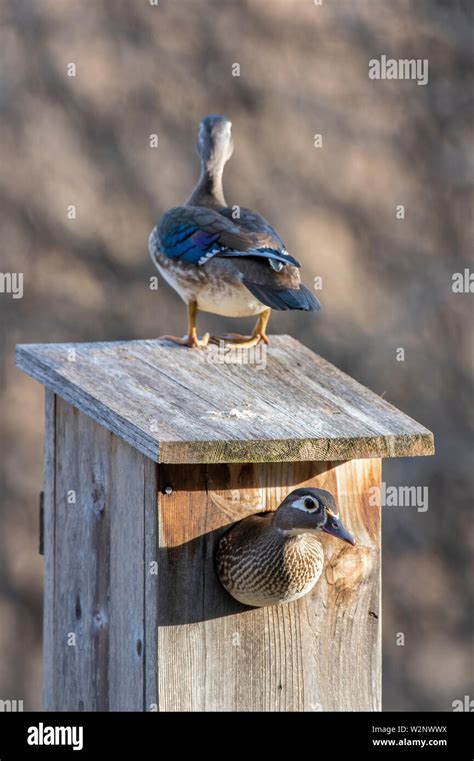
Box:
[91,481,106,515]
[92,609,108,630]
[325,545,373,593]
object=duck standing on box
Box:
[149,115,320,348]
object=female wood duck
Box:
[149,115,320,348]
[216,488,355,607]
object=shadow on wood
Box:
[158,526,248,625]
[157,461,341,625]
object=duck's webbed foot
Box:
[210,309,271,349]
[209,332,268,348]
[160,301,209,349]
[160,332,210,349]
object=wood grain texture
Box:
[45,397,155,711]
[156,459,381,711]
[144,456,158,712]
[42,389,56,711]
[108,437,147,711]
[16,336,434,464]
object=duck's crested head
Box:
[273,487,356,545]
[197,114,233,169]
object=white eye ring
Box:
[304,497,318,511]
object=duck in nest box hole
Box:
[149,114,320,348]
[216,487,356,607]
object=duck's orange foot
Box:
[160,333,210,349]
[209,332,269,349]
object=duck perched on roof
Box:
[216,487,355,607]
[149,115,320,348]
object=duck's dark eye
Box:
[304,497,319,510]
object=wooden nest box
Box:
[16,336,434,712]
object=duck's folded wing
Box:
[155,206,300,268]
[217,206,286,248]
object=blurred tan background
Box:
[0,0,472,711]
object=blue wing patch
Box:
[154,209,300,267]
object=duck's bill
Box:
[322,520,356,546]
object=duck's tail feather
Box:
[242,280,321,311]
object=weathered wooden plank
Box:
[16,337,434,464]
[144,457,158,712]
[16,343,165,462]
[310,458,381,711]
[108,437,147,711]
[42,389,56,711]
[156,459,381,711]
[50,399,151,711]
[53,400,112,710]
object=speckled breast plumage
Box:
[216,514,325,607]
